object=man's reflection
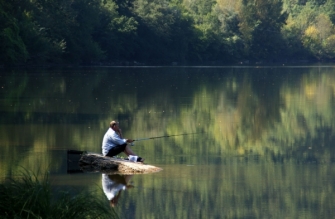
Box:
[102,174,134,207]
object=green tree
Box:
[302,14,335,59]
[94,0,138,62]
[281,2,318,59]
[132,0,196,63]
[212,3,244,61]
[321,0,335,23]
[0,0,28,65]
[238,0,288,61]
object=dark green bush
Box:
[0,170,117,219]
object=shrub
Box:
[0,169,117,219]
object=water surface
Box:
[1,66,335,218]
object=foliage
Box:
[0,169,117,219]
[95,0,138,61]
[239,0,288,60]
[3,0,335,65]
[282,1,335,60]
[0,0,28,65]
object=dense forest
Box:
[1,0,335,66]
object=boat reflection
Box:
[102,174,134,207]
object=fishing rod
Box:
[68,132,204,154]
[132,132,203,144]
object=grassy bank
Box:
[0,170,117,219]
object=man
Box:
[102,121,144,162]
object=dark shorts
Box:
[106,143,127,157]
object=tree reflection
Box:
[1,67,335,178]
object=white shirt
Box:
[102,174,126,200]
[102,128,126,156]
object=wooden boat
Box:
[76,151,162,175]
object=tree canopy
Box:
[1,0,335,66]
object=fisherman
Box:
[102,121,144,162]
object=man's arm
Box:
[115,129,134,143]
[117,129,123,138]
[111,132,127,145]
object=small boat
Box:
[70,151,162,175]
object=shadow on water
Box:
[67,150,85,174]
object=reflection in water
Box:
[1,67,335,218]
[102,174,134,207]
[2,67,335,164]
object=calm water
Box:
[1,66,335,218]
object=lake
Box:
[1,65,335,218]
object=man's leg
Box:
[123,145,145,162]
[106,144,127,157]
[123,145,136,156]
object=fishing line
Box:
[134,132,203,142]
